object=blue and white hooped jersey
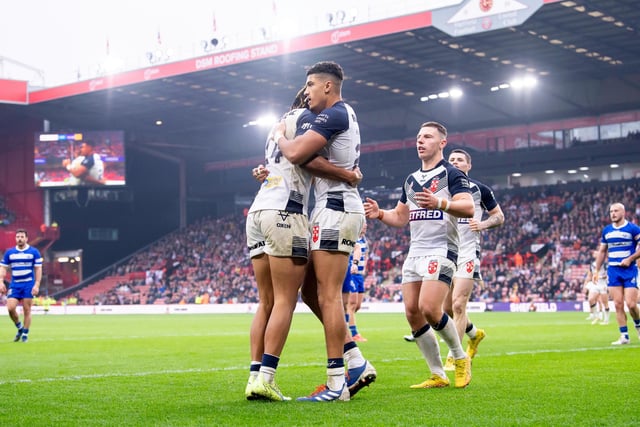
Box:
[249,108,315,215]
[354,236,367,275]
[601,220,640,268]
[401,159,471,262]
[1,244,43,286]
[307,101,364,214]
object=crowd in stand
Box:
[0,196,16,226]
[91,216,258,305]
[52,178,640,306]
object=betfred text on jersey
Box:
[409,209,443,221]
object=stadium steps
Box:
[78,275,129,303]
[568,264,589,282]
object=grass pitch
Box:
[0,312,637,426]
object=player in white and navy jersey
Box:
[364,121,474,390]
[584,257,610,324]
[63,140,105,185]
[0,228,42,342]
[245,86,364,402]
[275,61,374,402]
[441,149,504,369]
[594,202,640,345]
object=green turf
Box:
[0,312,637,426]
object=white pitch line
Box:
[1,344,631,386]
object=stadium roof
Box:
[3,0,640,164]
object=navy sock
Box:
[433,313,450,331]
[327,358,344,369]
[620,326,629,339]
[344,341,357,353]
[261,353,279,370]
[413,323,431,338]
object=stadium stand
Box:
[50,177,639,306]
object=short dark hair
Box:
[450,148,471,163]
[307,61,344,82]
[16,228,28,237]
[82,140,95,147]
[421,121,447,138]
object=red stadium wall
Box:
[0,115,44,249]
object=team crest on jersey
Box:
[480,0,493,13]
[466,260,474,274]
[428,259,438,274]
[429,177,440,193]
[312,225,319,243]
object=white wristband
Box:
[437,198,442,209]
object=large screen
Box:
[34,130,126,187]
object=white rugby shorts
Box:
[246,210,309,259]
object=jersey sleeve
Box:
[476,180,499,212]
[0,251,8,267]
[34,249,43,266]
[310,102,348,141]
[447,166,471,196]
[81,154,96,170]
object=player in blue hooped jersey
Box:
[0,228,43,342]
[593,202,640,345]
[342,221,368,342]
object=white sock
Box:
[415,328,446,378]
[467,324,478,339]
[344,347,365,369]
[437,319,466,359]
[327,367,345,390]
[259,366,276,383]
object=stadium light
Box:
[243,114,277,128]
[510,76,538,89]
[420,88,463,102]
[449,87,463,98]
[491,76,537,93]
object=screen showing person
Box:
[34,130,126,187]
